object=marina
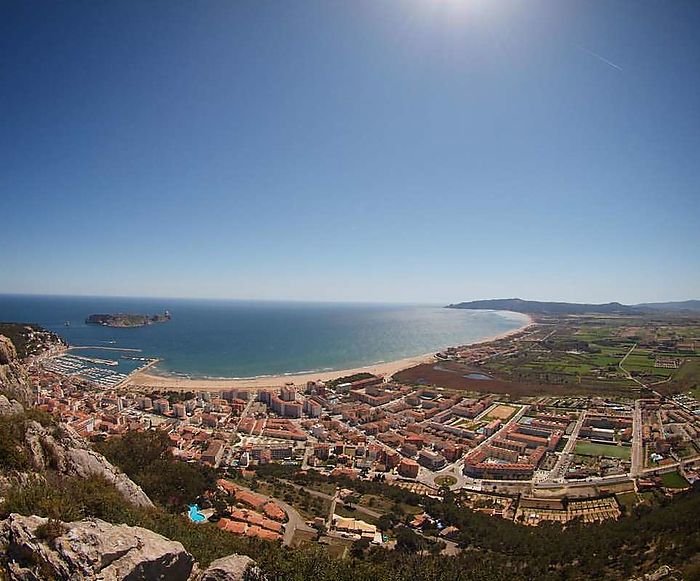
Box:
[43,350,160,390]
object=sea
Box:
[0,295,529,379]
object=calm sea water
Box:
[0,295,528,379]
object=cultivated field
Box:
[395,315,700,399]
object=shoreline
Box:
[124,314,535,392]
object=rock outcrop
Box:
[22,421,154,508]
[0,394,24,416]
[198,554,257,581]
[1,514,195,580]
[0,334,32,404]
[0,334,18,365]
[1,515,258,581]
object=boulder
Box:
[1,514,195,580]
[0,394,24,417]
[199,554,257,581]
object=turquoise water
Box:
[0,295,528,379]
[188,504,206,522]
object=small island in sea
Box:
[85,311,171,328]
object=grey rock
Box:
[1,513,195,581]
[199,554,257,581]
[0,335,18,365]
[23,421,153,508]
[0,394,24,417]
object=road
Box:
[619,342,647,390]
[233,397,257,434]
[278,478,383,522]
[547,410,586,482]
[415,529,460,556]
[631,399,644,477]
[416,404,530,491]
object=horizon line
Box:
[0,291,697,307]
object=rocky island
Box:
[85,311,171,327]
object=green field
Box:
[674,358,700,394]
[334,505,378,525]
[616,492,639,511]
[435,475,458,487]
[574,441,631,459]
[660,471,689,489]
[622,349,676,379]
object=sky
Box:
[1,0,699,305]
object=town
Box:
[25,314,700,553]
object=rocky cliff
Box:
[0,334,32,404]
[23,420,154,509]
[0,332,259,579]
[0,514,255,581]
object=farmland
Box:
[396,314,700,398]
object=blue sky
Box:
[1,0,698,304]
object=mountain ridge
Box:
[446,298,700,315]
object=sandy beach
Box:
[124,315,534,392]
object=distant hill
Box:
[636,300,700,312]
[446,298,700,315]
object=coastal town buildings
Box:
[21,337,699,548]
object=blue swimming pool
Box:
[188,504,206,523]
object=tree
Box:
[350,538,370,558]
[395,527,422,553]
[377,514,394,532]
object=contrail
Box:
[576,45,623,72]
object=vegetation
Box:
[85,312,171,327]
[5,473,700,579]
[659,470,689,489]
[326,373,376,388]
[434,475,457,487]
[574,441,631,459]
[398,314,700,397]
[254,464,424,508]
[35,518,68,545]
[0,408,56,471]
[0,322,64,359]
[3,418,700,580]
[94,430,216,511]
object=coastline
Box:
[124,313,534,392]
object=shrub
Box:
[35,518,67,546]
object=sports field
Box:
[486,404,518,420]
[574,441,631,459]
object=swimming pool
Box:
[188,504,206,523]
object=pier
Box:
[68,345,142,353]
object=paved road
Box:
[233,397,257,434]
[548,410,586,482]
[631,399,644,477]
[417,404,530,491]
[415,529,460,556]
[279,478,383,521]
